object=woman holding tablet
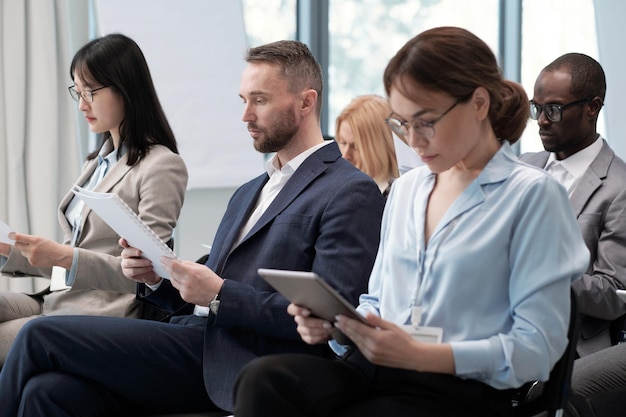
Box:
[233,26,589,416]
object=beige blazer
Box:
[1,144,188,318]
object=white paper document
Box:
[72,185,178,279]
[0,221,15,245]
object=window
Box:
[242,0,297,46]
[327,0,500,136]
[520,0,600,153]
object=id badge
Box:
[400,324,443,344]
[403,305,443,343]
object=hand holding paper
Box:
[72,185,178,279]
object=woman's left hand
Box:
[336,314,455,373]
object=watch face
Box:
[210,299,220,315]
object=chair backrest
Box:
[609,312,626,345]
[516,288,580,417]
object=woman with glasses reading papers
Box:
[0,33,187,364]
[233,26,589,416]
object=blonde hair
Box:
[335,95,399,183]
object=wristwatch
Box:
[209,293,221,315]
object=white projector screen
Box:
[95,0,264,189]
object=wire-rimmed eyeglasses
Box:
[529,98,592,123]
[385,99,463,140]
[68,85,109,103]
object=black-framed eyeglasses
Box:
[68,85,109,103]
[385,99,463,140]
[529,98,592,123]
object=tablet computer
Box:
[257,268,368,324]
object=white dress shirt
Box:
[544,135,603,196]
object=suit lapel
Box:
[92,153,132,194]
[77,153,132,242]
[240,143,338,245]
[520,144,612,217]
[570,141,613,216]
[212,143,340,273]
[60,159,98,212]
[215,175,268,266]
[57,159,99,239]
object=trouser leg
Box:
[566,343,626,417]
[234,349,517,417]
[233,353,367,417]
[0,316,38,365]
[0,315,212,417]
[0,291,42,321]
[0,291,43,365]
[19,371,138,417]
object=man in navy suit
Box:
[0,40,385,416]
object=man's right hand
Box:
[288,303,334,345]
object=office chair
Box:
[513,288,580,417]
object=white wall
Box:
[174,187,236,262]
[95,0,265,189]
[92,0,265,263]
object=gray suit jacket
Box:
[520,139,626,356]
[1,144,188,318]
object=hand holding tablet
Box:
[258,268,367,324]
[258,268,370,344]
[259,268,443,344]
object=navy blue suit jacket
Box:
[141,142,385,410]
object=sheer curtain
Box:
[0,0,90,292]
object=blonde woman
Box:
[336,95,399,196]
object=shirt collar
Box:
[265,140,332,177]
[97,143,127,166]
[545,135,602,179]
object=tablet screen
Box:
[258,268,367,324]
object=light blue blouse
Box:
[358,142,589,389]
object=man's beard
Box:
[252,107,299,153]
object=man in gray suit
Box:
[520,53,626,357]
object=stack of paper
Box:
[72,185,178,279]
